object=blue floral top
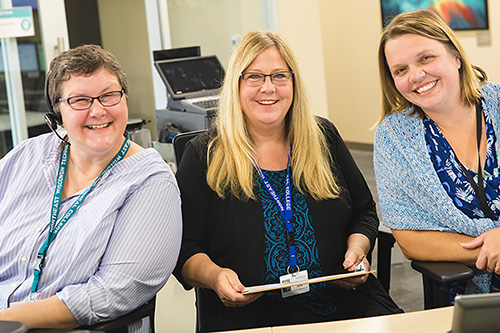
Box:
[423,106,500,220]
[254,169,335,315]
[424,106,500,295]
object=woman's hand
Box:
[461,227,500,273]
[330,245,370,289]
[182,254,262,308]
[210,267,263,307]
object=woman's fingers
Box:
[214,268,263,307]
[460,235,484,249]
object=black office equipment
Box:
[153,46,201,61]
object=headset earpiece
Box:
[44,71,70,145]
[44,71,62,125]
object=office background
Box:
[2,0,500,149]
[1,0,500,331]
[97,0,500,144]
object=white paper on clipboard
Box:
[242,270,375,294]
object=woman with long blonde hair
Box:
[174,30,401,332]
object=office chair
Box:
[172,130,207,166]
[79,296,156,333]
[375,227,475,308]
[411,261,475,309]
[376,230,396,292]
[373,230,476,305]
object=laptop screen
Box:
[452,293,500,332]
[155,55,225,100]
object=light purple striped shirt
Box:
[0,133,182,330]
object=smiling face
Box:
[239,46,293,135]
[59,67,127,158]
[384,34,462,115]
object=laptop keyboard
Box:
[189,96,219,110]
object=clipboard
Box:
[242,270,375,294]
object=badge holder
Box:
[280,265,309,298]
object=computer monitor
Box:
[154,55,224,100]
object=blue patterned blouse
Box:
[423,106,500,220]
[423,106,500,295]
[254,169,335,315]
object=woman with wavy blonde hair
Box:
[174,30,401,332]
[377,9,487,121]
[375,9,500,298]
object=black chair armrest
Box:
[376,231,396,292]
[79,301,155,333]
[411,260,475,309]
[411,261,474,285]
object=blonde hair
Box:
[377,9,487,122]
[207,30,339,201]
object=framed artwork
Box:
[380,0,489,30]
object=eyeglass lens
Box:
[68,91,123,110]
[242,72,292,86]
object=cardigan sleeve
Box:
[319,118,379,249]
[173,135,212,290]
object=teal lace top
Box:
[255,169,335,315]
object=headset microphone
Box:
[44,113,70,145]
[44,71,70,145]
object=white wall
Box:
[92,0,500,145]
[166,0,263,68]
[276,0,329,119]
[97,0,157,137]
[314,0,500,144]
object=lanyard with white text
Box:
[255,155,298,273]
[30,135,130,295]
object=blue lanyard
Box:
[255,155,298,273]
[31,135,130,294]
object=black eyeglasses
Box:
[240,71,294,87]
[58,90,125,111]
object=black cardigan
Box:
[173,118,388,331]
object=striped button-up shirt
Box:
[0,133,182,330]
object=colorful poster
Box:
[381,0,488,30]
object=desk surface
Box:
[219,306,453,333]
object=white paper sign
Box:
[0,7,34,38]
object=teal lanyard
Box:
[30,135,130,295]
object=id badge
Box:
[280,270,309,298]
[355,261,366,272]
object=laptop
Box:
[154,55,225,114]
[450,292,500,332]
